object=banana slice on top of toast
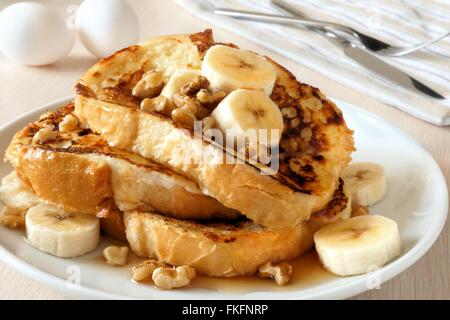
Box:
[74,30,355,229]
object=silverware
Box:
[269,0,444,99]
[214,6,449,57]
[270,0,450,57]
[324,33,445,99]
[213,6,444,98]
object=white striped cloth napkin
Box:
[176,0,450,125]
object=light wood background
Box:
[0,0,448,300]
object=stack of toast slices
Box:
[1,30,355,280]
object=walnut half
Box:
[152,265,196,290]
[181,76,210,96]
[258,261,292,286]
[141,96,169,114]
[196,89,226,104]
[171,108,197,128]
[132,70,163,98]
[132,259,165,282]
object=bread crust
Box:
[100,209,127,241]
[75,96,315,227]
[74,30,354,229]
[123,178,349,276]
[124,210,315,277]
[5,105,238,220]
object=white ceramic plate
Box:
[0,98,447,300]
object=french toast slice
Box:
[0,170,126,240]
[74,30,354,229]
[124,179,350,277]
[4,104,238,220]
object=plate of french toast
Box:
[0,30,447,299]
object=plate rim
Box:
[0,96,448,300]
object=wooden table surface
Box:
[0,0,448,300]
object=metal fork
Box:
[213,5,449,57]
[270,0,449,57]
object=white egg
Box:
[0,2,75,66]
[76,0,140,58]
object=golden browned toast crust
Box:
[74,30,354,228]
[5,104,239,220]
[100,209,127,241]
[124,181,349,277]
[124,210,315,277]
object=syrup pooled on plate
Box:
[92,236,336,293]
[191,250,336,294]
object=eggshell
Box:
[0,2,75,66]
[75,0,140,58]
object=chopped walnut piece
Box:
[196,89,226,104]
[132,259,165,282]
[59,114,79,132]
[318,112,328,124]
[302,97,323,111]
[32,126,57,144]
[173,92,212,120]
[280,139,298,154]
[173,93,199,114]
[171,108,197,128]
[103,246,129,266]
[0,206,25,229]
[196,89,211,104]
[302,108,312,123]
[152,265,196,290]
[300,127,313,141]
[132,70,163,98]
[290,118,300,128]
[281,107,297,119]
[181,76,210,96]
[195,105,210,119]
[258,261,292,286]
[141,96,168,113]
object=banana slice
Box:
[211,89,284,147]
[314,215,401,276]
[342,162,387,206]
[161,69,201,99]
[0,171,40,211]
[25,204,100,258]
[201,45,277,95]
